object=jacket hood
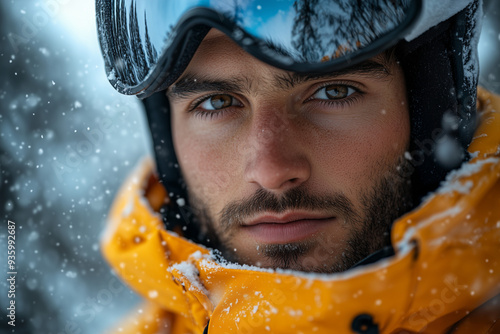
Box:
[102,87,500,333]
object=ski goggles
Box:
[96,0,422,98]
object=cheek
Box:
[173,130,241,210]
[310,99,409,198]
[355,104,410,159]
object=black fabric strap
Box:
[142,93,205,244]
[396,4,478,203]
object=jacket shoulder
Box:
[448,294,500,333]
[103,301,173,334]
[103,300,203,334]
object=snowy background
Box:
[0,1,499,334]
[1,1,146,333]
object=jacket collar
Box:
[102,87,500,333]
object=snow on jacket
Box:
[101,87,500,334]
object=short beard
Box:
[335,168,413,271]
[261,241,314,270]
[187,157,413,274]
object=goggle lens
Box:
[97,0,420,97]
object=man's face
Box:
[169,30,412,273]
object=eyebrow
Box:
[275,59,391,90]
[168,75,244,99]
[168,59,391,99]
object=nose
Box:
[243,110,311,192]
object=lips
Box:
[241,212,335,244]
[244,212,333,226]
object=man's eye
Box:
[199,94,237,110]
[312,85,356,100]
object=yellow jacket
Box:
[101,87,500,334]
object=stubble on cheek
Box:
[184,153,413,274]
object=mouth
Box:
[241,212,335,244]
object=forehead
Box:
[188,29,261,72]
[203,28,228,42]
[172,29,395,90]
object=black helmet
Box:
[96,0,483,242]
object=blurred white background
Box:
[1,1,148,333]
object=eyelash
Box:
[187,81,363,119]
[188,94,241,120]
[306,81,363,108]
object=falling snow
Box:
[1,1,148,333]
[1,1,499,333]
